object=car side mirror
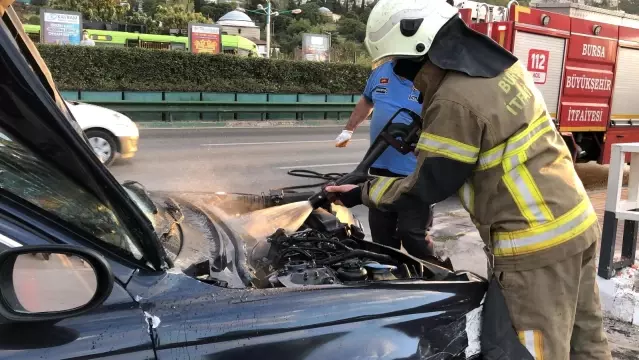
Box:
[0,245,114,323]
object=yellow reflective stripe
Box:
[416,133,479,164]
[493,197,597,257]
[477,115,554,171]
[518,330,544,360]
[458,181,474,215]
[368,176,398,206]
[502,152,554,226]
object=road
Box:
[109,126,462,237]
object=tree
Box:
[153,4,211,30]
[298,2,330,25]
[200,2,235,21]
[618,0,639,13]
[49,0,128,22]
[125,11,160,32]
[337,17,365,42]
[343,11,359,20]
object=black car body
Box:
[0,4,489,359]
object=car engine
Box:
[245,207,456,289]
[171,192,464,290]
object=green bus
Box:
[23,24,259,56]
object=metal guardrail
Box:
[83,100,358,121]
[598,142,639,279]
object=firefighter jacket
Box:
[360,61,599,271]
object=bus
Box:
[23,24,260,56]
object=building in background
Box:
[216,10,260,41]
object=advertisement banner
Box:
[188,23,222,55]
[302,33,330,62]
[40,8,82,45]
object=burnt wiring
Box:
[268,229,398,269]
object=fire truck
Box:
[456,1,639,164]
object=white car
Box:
[65,101,139,167]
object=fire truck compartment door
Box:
[611,46,639,121]
[513,31,566,118]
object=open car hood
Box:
[122,183,484,290]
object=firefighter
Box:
[334,59,435,259]
[325,0,612,359]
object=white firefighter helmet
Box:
[364,0,459,63]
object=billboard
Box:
[302,33,330,62]
[40,8,82,45]
[188,23,222,55]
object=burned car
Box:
[0,3,494,360]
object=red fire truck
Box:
[457,1,639,164]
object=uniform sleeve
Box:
[361,99,488,212]
[362,69,378,102]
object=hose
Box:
[274,169,349,192]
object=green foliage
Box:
[37,44,369,93]
[49,0,129,22]
[336,17,365,42]
[26,15,41,25]
[153,4,211,29]
[200,2,236,21]
[618,0,639,13]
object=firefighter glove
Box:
[325,185,363,208]
[335,130,353,147]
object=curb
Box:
[597,267,639,326]
[136,120,372,130]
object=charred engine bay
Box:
[247,207,460,289]
[156,191,477,290]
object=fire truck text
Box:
[565,74,612,92]
[499,69,534,116]
[582,44,606,59]
[566,107,604,122]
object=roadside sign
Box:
[302,33,330,62]
[40,8,82,45]
[188,23,222,55]
[527,49,550,84]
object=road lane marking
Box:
[201,139,367,146]
[277,163,360,170]
[59,254,94,295]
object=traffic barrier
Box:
[61,91,358,121]
[598,142,639,279]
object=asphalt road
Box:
[109,125,462,236]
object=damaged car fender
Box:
[126,267,487,360]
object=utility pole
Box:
[265,0,271,58]
[237,2,300,59]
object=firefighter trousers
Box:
[368,168,434,259]
[494,242,612,360]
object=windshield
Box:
[0,126,144,259]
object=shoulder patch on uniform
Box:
[380,78,389,84]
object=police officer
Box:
[334,59,435,259]
[325,0,612,358]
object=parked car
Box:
[0,4,518,359]
[65,100,139,166]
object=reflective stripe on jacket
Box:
[361,61,598,271]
